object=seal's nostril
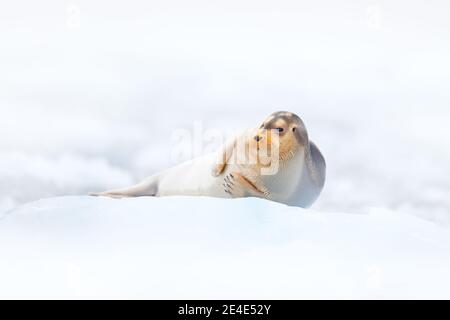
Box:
[254,136,262,142]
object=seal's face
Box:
[252,111,308,162]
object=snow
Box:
[1,196,450,299]
[1,0,450,299]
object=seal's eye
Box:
[292,127,296,132]
[276,128,284,133]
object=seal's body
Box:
[90,111,326,208]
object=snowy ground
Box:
[1,196,450,299]
[1,1,450,298]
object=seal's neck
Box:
[278,143,304,171]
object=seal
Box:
[90,111,326,208]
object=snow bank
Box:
[1,196,449,299]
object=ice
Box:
[1,196,449,299]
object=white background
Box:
[1,0,450,224]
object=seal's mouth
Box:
[244,128,283,167]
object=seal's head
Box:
[252,111,309,162]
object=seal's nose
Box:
[254,135,262,142]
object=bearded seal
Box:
[90,111,326,208]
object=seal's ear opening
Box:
[292,127,296,132]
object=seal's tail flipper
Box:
[88,191,129,199]
[89,192,101,197]
[88,175,159,198]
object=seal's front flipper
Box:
[223,172,269,199]
[211,135,238,177]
